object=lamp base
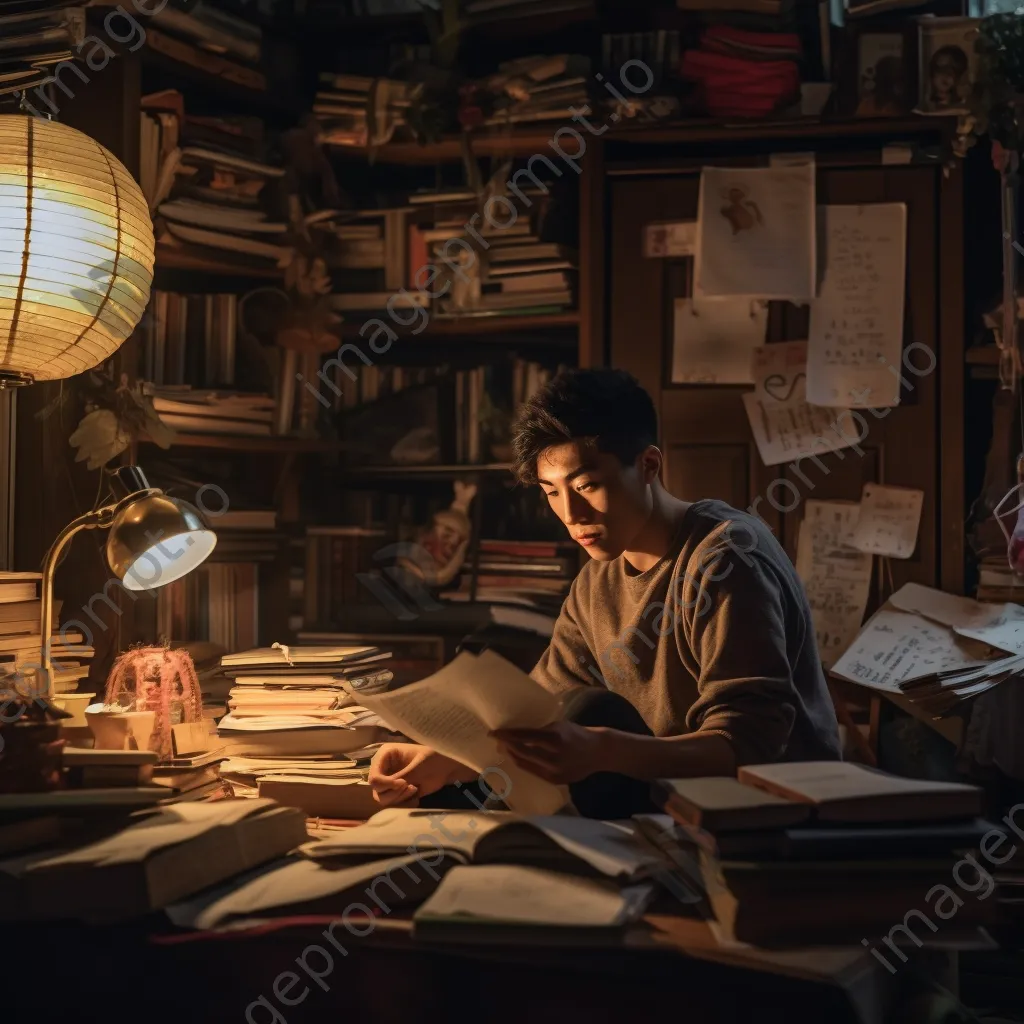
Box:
[0,371,34,388]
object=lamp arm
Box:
[38,507,110,699]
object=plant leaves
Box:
[68,409,129,470]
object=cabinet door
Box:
[609,164,942,594]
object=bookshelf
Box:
[13,2,970,688]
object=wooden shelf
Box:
[340,463,513,481]
[154,245,283,280]
[140,434,342,454]
[333,115,955,165]
[340,311,579,339]
[966,346,1001,366]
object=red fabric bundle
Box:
[681,25,801,119]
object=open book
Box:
[348,649,568,815]
[303,806,664,883]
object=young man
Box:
[369,369,841,814]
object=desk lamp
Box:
[39,466,217,699]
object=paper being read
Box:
[741,341,863,467]
[355,650,568,815]
[795,501,872,669]
[849,483,924,560]
[829,606,992,693]
[806,204,907,409]
[695,162,816,301]
[671,297,767,385]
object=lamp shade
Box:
[0,115,155,385]
[106,493,217,592]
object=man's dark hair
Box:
[510,368,659,485]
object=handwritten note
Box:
[891,582,1024,656]
[795,500,873,668]
[742,341,865,466]
[849,483,924,559]
[829,607,992,693]
[672,298,767,384]
[695,162,816,301]
[806,204,907,409]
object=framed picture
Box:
[915,16,980,116]
[855,33,908,117]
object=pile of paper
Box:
[830,582,1024,716]
[215,645,394,757]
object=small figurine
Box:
[397,481,478,588]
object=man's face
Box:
[536,441,654,561]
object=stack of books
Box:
[314,72,420,148]
[156,562,260,654]
[476,54,592,127]
[0,3,85,98]
[141,90,291,272]
[144,386,276,437]
[214,646,394,758]
[149,2,262,65]
[0,799,306,923]
[138,291,239,388]
[451,539,576,608]
[474,239,577,316]
[653,761,994,945]
[303,526,387,628]
[453,359,555,464]
[601,30,682,88]
[62,748,231,804]
[0,573,91,692]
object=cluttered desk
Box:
[3,641,1018,1024]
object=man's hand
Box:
[490,722,608,784]
[368,743,473,808]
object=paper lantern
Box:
[0,115,154,385]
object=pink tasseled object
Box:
[104,646,203,759]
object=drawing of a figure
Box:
[720,186,763,235]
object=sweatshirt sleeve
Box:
[530,576,597,698]
[680,546,798,766]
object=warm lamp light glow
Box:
[0,115,155,385]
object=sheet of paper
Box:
[829,606,992,693]
[742,341,864,466]
[890,582,1024,655]
[415,864,641,927]
[849,483,924,559]
[671,298,767,384]
[806,204,907,409]
[355,650,568,815]
[645,220,696,258]
[695,162,816,300]
[795,501,873,668]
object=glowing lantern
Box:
[0,115,154,386]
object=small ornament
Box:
[398,481,478,588]
[104,646,203,760]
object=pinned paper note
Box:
[829,607,992,693]
[695,162,816,300]
[645,221,696,258]
[849,483,924,559]
[795,500,873,668]
[742,341,865,466]
[671,298,767,385]
[806,204,907,409]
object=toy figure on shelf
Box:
[104,646,203,760]
[397,481,478,588]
